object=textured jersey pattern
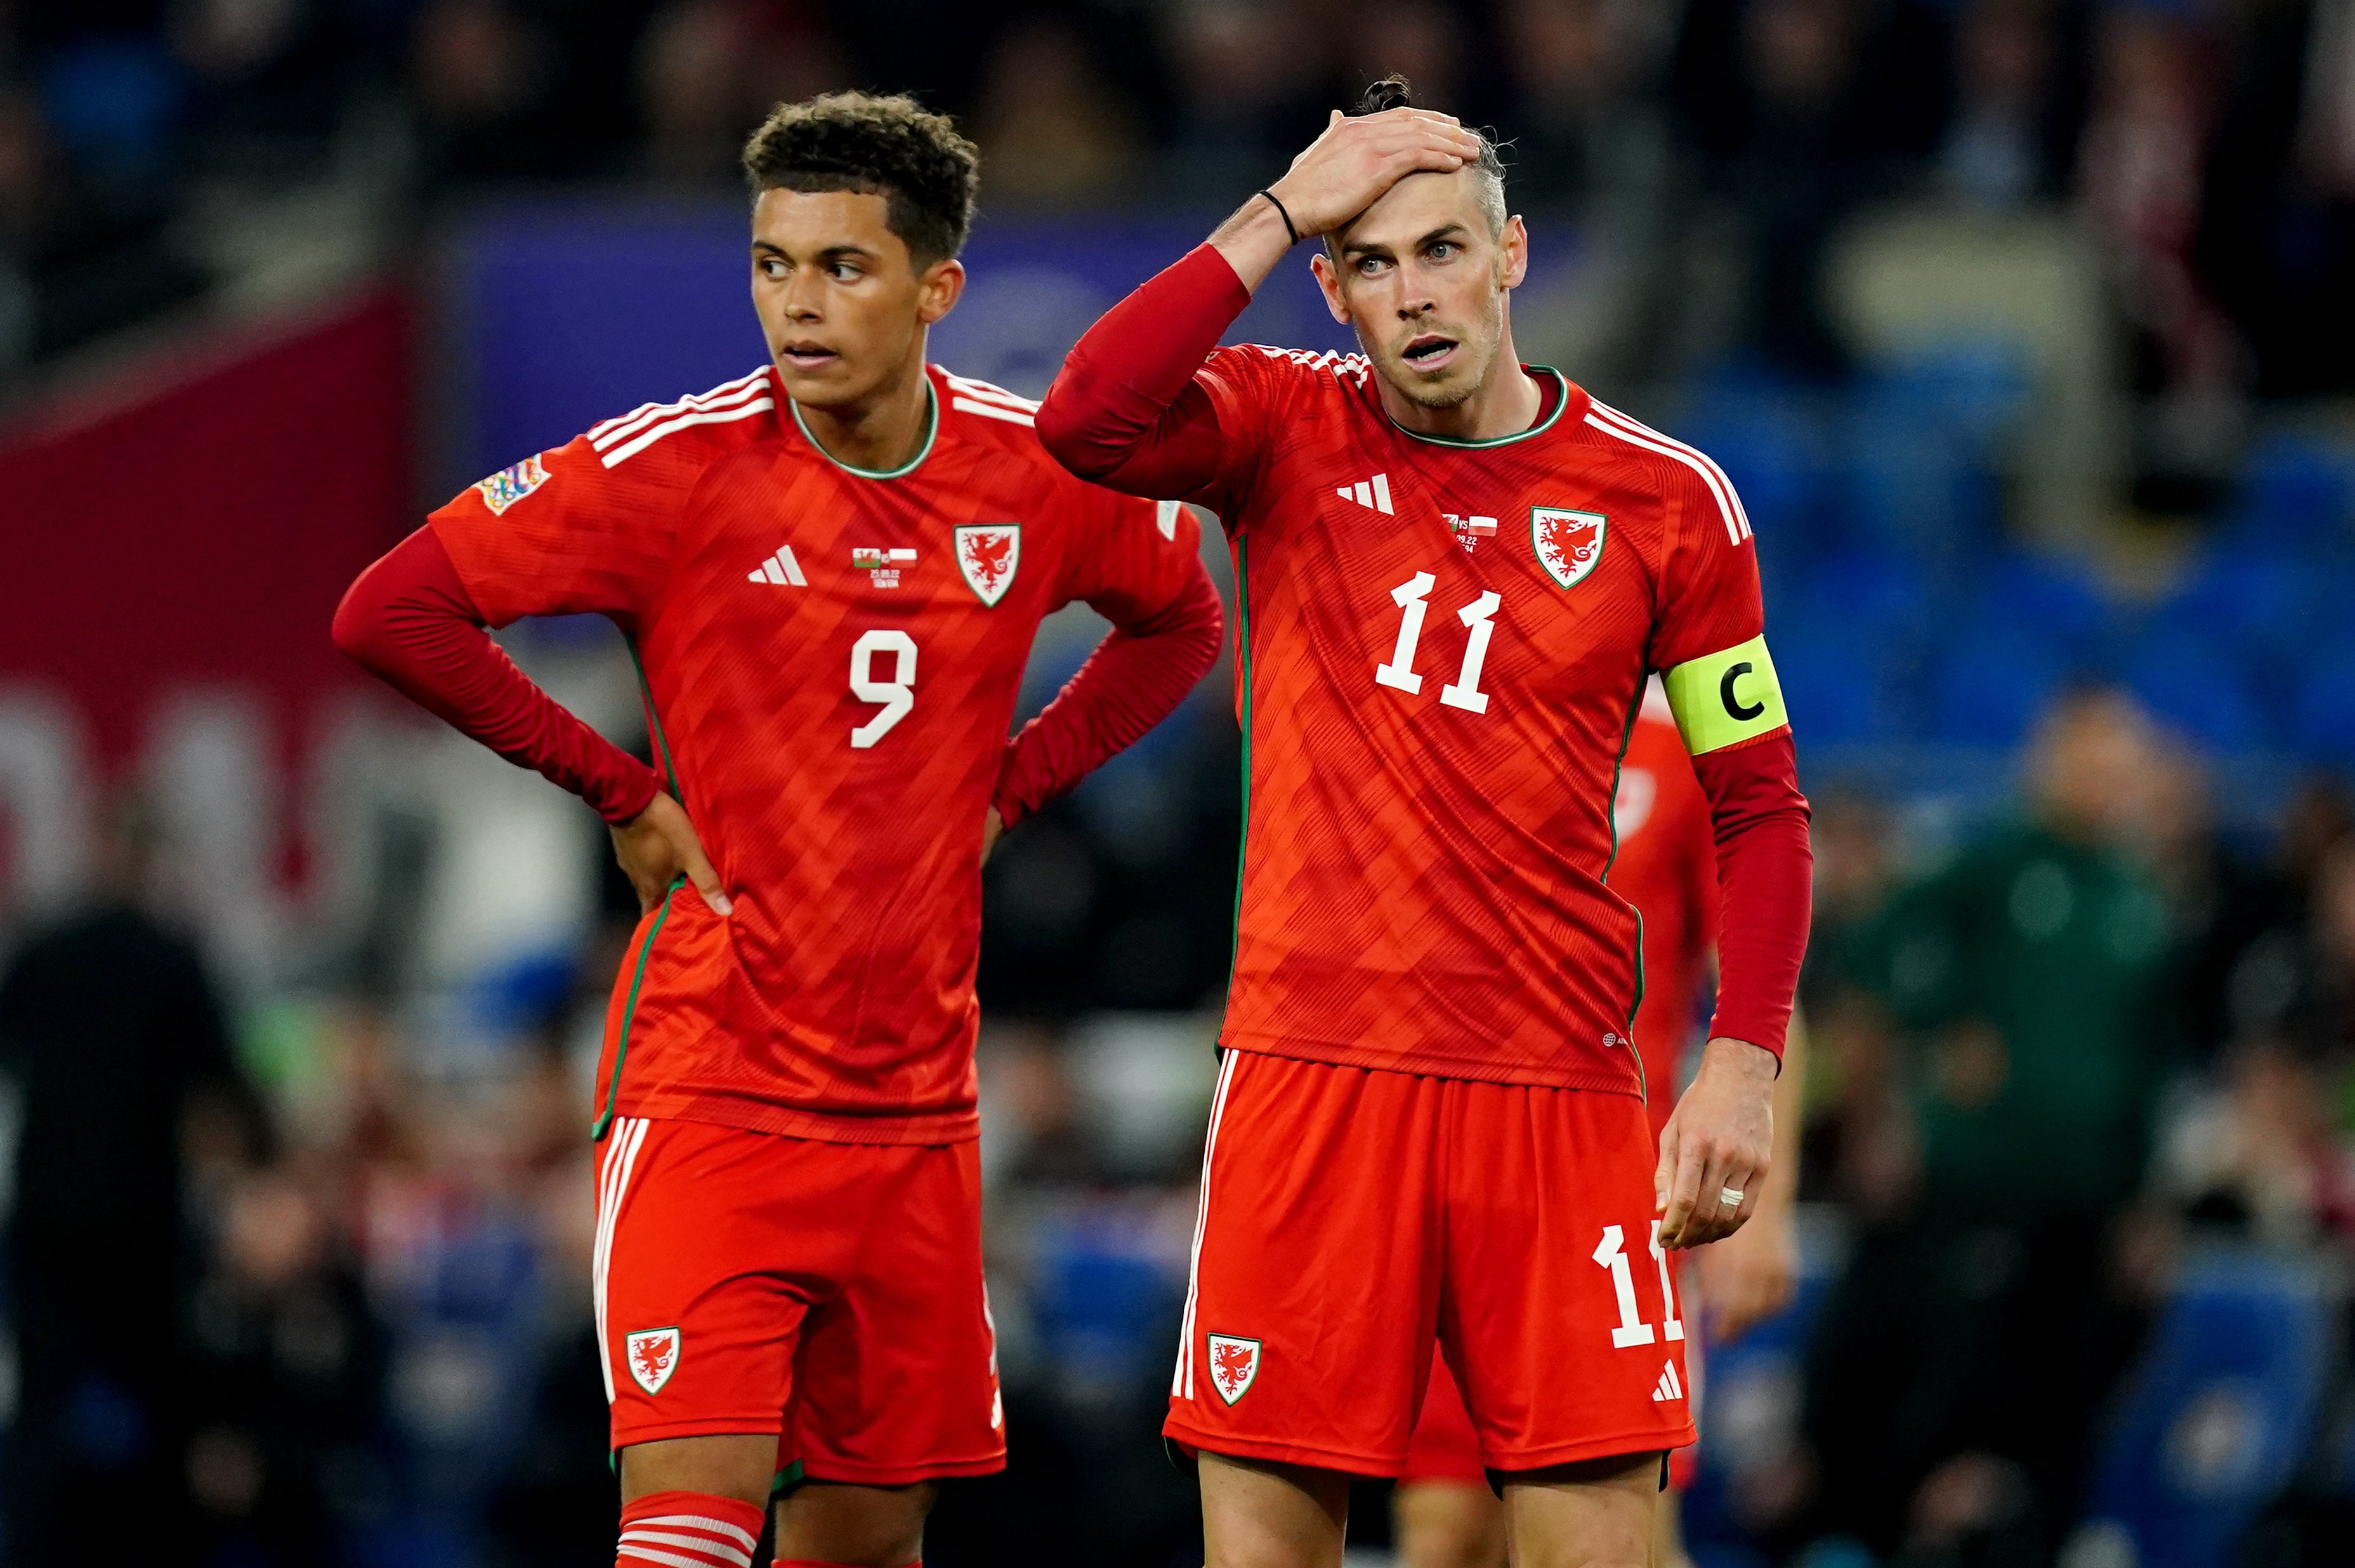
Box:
[1611,697,1719,1133]
[1192,349,1771,1094]
[430,366,1203,1144]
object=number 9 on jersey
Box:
[850,629,917,748]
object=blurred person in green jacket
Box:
[1802,688,2177,1560]
[1860,686,2174,1222]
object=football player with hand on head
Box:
[1038,77,1811,1568]
[335,93,1222,1568]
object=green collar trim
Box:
[1388,365,1571,449]
[789,374,939,480]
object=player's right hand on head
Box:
[1266,107,1488,238]
[610,791,732,918]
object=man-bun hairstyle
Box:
[1344,74,1507,234]
[741,92,980,267]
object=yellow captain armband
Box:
[1663,635,1789,755]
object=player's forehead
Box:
[1334,167,1490,256]
[750,186,909,265]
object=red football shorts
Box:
[1168,1050,1696,1476]
[1403,1280,1707,1490]
[594,1115,1004,1485]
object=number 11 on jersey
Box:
[1375,573,1500,715]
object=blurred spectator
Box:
[2162,1035,2355,1245]
[407,0,565,180]
[171,0,346,176]
[184,1162,390,1564]
[2078,1,2239,402]
[0,795,263,1565]
[1500,0,1675,206]
[1679,0,1866,377]
[2174,774,2354,1060]
[2198,0,2355,396]
[1492,0,1684,385]
[1935,0,2082,211]
[1157,0,1322,202]
[635,0,847,186]
[1335,0,1469,121]
[969,18,1138,206]
[1806,689,2177,1557]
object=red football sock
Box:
[615,1490,764,1568]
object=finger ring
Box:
[1719,1187,1745,1207]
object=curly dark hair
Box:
[1345,74,1507,233]
[741,93,980,266]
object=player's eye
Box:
[1357,256,1390,276]
[829,263,862,282]
[1429,242,1457,261]
[759,258,787,279]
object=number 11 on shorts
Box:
[1591,1222,1684,1349]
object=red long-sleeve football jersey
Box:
[1188,349,1765,1094]
[427,365,1210,1145]
[1039,244,1810,1098]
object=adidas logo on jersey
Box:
[747,545,807,586]
[1652,1361,1684,1402]
[1336,473,1394,514]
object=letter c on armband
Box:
[1664,636,1788,755]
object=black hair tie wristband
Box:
[1257,188,1301,246]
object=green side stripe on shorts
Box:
[591,876,684,1141]
[1662,635,1788,755]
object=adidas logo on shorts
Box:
[1651,1359,1684,1402]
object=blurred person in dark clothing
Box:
[2169,774,2352,1063]
[2078,2,2238,402]
[0,796,263,1564]
[183,1162,390,1565]
[634,0,850,185]
[1806,689,2176,1558]
[1934,0,2086,211]
[1157,0,1328,202]
[1673,0,1950,377]
[2197,0,2355,398]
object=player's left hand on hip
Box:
[1655,1036,1776,1250]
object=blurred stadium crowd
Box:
[4,2,2355,1567]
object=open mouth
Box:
[1401,334,1459,371]
[778,343,840,372]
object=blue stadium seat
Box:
[2160,546,2330,691]
[1925,615,2071,747]
[1773,617,1899,746]
[1844,348,2028,562]
[1970,550,2116,668]
[2225,435,2355,551]
[1677,392,1839,565]
[2292,639,2355,765]
[1768,548,1927,744]
[2077,1250,2332,1568]
[2120,624,2274,755]
[1030,1206,1185,1406]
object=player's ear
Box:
[916,257,965,326]
[1499,215,1528,292]
[1309,251,1352,327]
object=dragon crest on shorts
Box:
[626,1326,681,1394]
[1206,1333,1261,1405]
